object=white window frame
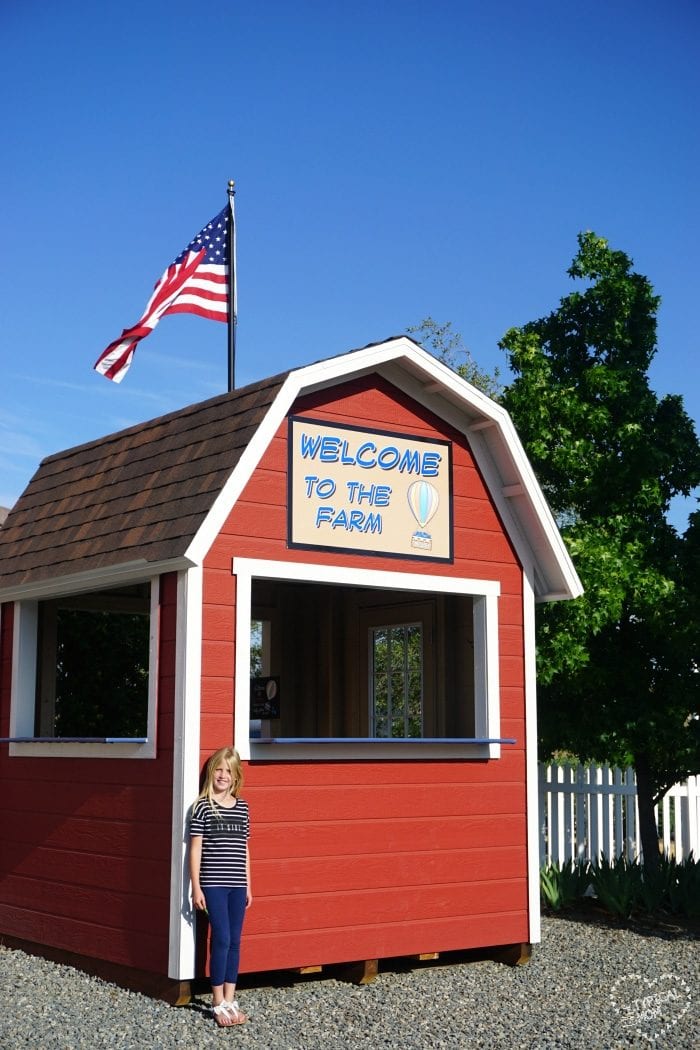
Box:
[8,578,160,759]
[233,557,502,761]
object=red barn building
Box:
[0,337,581,998]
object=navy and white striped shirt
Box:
[190,797,250,888]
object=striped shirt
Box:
[190,797,250,888]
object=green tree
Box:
[54,608,149,737]
[501,232,700,867]
[408,317,502,399]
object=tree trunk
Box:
[634,751,661,871]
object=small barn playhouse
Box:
[0,336,582,1000]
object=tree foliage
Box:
[500,232,700,864]
[54,608,149,737]
[408,317,502,400]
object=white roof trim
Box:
[0,556,195,603]
[185,335,581,600]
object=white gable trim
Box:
[185,337,582,601]
[185,372,301,566]
[351,355,581,601]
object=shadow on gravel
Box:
[183,908,697,1005]
[230,943,528,995]
[542,902,700,942]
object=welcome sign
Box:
[288,416,453,560]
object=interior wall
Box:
[251,580,475,739]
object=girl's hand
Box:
[192,888,207,911]
[246,890,253,908]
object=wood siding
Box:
[200,376,529,972]
[0,573,179,972]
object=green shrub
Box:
[667,853,700,918]
[542,853,700,921]
[636,855,676,915]
[540,859,590,911]
[590,856,640,919]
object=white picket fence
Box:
[538,763,700,866]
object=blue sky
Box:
[2,0,698,529]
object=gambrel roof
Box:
[0,373,288,593]
[0,337,583,601]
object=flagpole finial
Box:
[228,179,235,196]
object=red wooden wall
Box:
[200,376,530,972]
[0,572,179,973]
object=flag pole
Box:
[227,179,237,392]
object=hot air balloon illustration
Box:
[407,480,439,550]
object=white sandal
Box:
[222,1000,247,1024]
[212,1003,233,1027]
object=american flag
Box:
[94,203,233,383]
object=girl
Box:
[189,747,252,1027]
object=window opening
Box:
[35,583,150,739]
[233,558,505,759]
[246,578,480,741]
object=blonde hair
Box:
[197,747,243,813]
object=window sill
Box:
[248,737,515,761]
[5,737,154,759]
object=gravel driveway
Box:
[0,915,697,1049]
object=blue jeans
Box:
[203,886,247,986]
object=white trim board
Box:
[168,566,203,980]
[231,557,502,763]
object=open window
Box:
[234,558,504,760]
[9,579,159,758]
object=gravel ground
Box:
[0,916,697,1049]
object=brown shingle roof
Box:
[0,371,290,592]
